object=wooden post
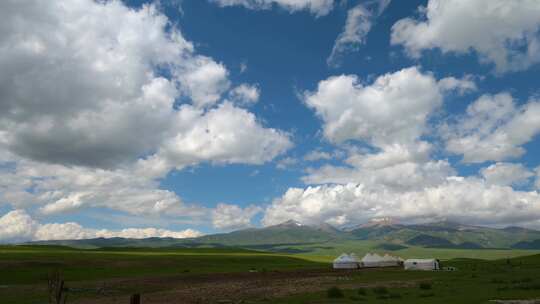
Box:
[130,293,141,304]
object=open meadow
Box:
[2,245,540,304]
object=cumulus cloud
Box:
[327,0,391,67]
[262,179,540,228]
[0,0,289,170]
[0,0,291,225]
[159,102,292,168]
[266,66,540,228]
[229,84,260,105]
[391,0,540,73]
[303,143,456,192]
[0,210,202,243]
[480,162,534,187]
[304,66,475,146]
[212,203,262,230]
[441,93,540,163]
[209,0,334,16]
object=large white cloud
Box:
[391,0,540,73]
[262,178,540,228]
[212,203,262,230]
[159,102,292,169]
[0,0,290,170]
[304,143,456,192]
[209,0,334,16]
[441,93,540,163]
[480,162,534,187]
[0,210,202,243]
[0,0,292,227]
[304,66,475,146]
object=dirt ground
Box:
[70,268,420,304]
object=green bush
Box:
[373,286,388,294]
[357,287,367,295]
[327,286,345,298]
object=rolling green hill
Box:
[26,219,540,252]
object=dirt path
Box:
[71,268,422,304]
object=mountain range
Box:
[27,219,540,250]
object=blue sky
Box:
[1,0,540,241]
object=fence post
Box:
[130,293,141,304]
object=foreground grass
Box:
[270,255,540,304]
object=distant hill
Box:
[193,220,350,246]
[26,219,540,251]
[512,239,540,249]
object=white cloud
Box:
[160,102,292,168]
[262,178,540,227]
[229,84,260,105]
[0,0,288,170]
[178,57,230,108]
[481,162,534,187]
[0,209,38,242]
[0,1,188,168]
[0,0,292,223]
[327,0,392,67]
[304,150,332,162]
[304,67,475,146]
[0,210,202,243]
[276,157,299,170]
[304,143,455,192]
[209,0,335,16]
[536,167,540,189]
[441,93,540,163]
[391,0,540,73]
[0,155,209,219]
[212,203,262,230]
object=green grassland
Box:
[2,245,540,303]
[251,239,540,262]
[275,255,540,304]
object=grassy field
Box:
[262,239,540,262]
[275,255,540,304]
[2,245,540,303]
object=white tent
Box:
[404,259,440,270]
[380,254,402,267]
[333,253,360,269]
[361,253,402,267]
[360,253,383,267]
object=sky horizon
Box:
[1,0,540,243]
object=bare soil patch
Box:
[71,268,421,304]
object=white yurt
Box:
[380,254,402,267]
[333,253,360,269]
[360,253,384,267]
[404,259,440,270]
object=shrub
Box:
[419,282,432,290]
[419,292,435,298]
[327,286,344,298]
[373,286,388,294]
[357,287,367,296]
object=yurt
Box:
[404,259,440,270]
[380,254,402,267]
[333,253,360,269]
[360,253,384,267]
